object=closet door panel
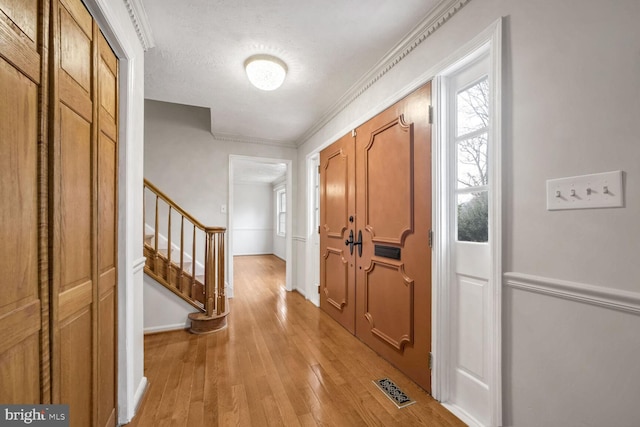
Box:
[0,0,42,403]
[60,307,93,427]
[59,104,92,291]
[97,31,117,427]
[0,0,38,45]
[51,0,96,422]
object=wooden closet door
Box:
[96,30,118,427]
[0,0,48,404]
[51,0,95,424]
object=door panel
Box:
[97,30,118,427]
[363,259,414,351]
[362,117,414,245]
[59,104,92,290]
[60,308,93,427]
[355,83,432,392]
[0,2,43,404]
[52,0,95,422]
[0,0,38,44]
[319,133,356,334]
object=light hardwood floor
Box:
[127,255,465,427]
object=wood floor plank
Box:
[127,255,465,427]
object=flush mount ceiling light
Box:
[244,55,287,91]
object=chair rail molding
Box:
[504,272,640,315]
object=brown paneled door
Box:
[97,30,119,427]
[320,83,432,392]
[320,133,356,334]
[0,0,44,404]
[51,0,118,425]
[0,0,117,422]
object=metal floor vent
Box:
[373,378,416,409]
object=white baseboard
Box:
[504,272,640,315]
[144,323,189,334]
[129,376,148,423]
[442,403,483,427]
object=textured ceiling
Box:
[142,0,441,146]
[233,159,286,184]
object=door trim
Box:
[432,19,503,427]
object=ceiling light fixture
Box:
[244,55,287,91]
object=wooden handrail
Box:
[143,179,227,319]
[144,179,225,233]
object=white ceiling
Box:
[142,0,442,146]
[232,159,286,184]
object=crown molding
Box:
[212,132,297,149]
[123,0,155,51]
[297,0,472,146]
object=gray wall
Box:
[295,0,640,425]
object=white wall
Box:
[143,274,192,333]
[233,182,274,255]
[294,0,640,425]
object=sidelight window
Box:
[454,76,489,242]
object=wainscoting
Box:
[503,273,640,427]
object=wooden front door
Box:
[319,133,356,334]
[320,83,432,392]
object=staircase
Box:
[143,179,229,334]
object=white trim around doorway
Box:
[432,18,503,427]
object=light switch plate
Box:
[546,170,623,210]
[221,204,227,213]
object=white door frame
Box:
[304,153,321,306]
[432,19,503,427]
[228,155,293,296]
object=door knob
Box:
[344,229,354,255]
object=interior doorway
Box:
[228,156,293,296]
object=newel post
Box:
[204,230,215,316]
[217,231,226,315]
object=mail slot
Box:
[374,245,401,260]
